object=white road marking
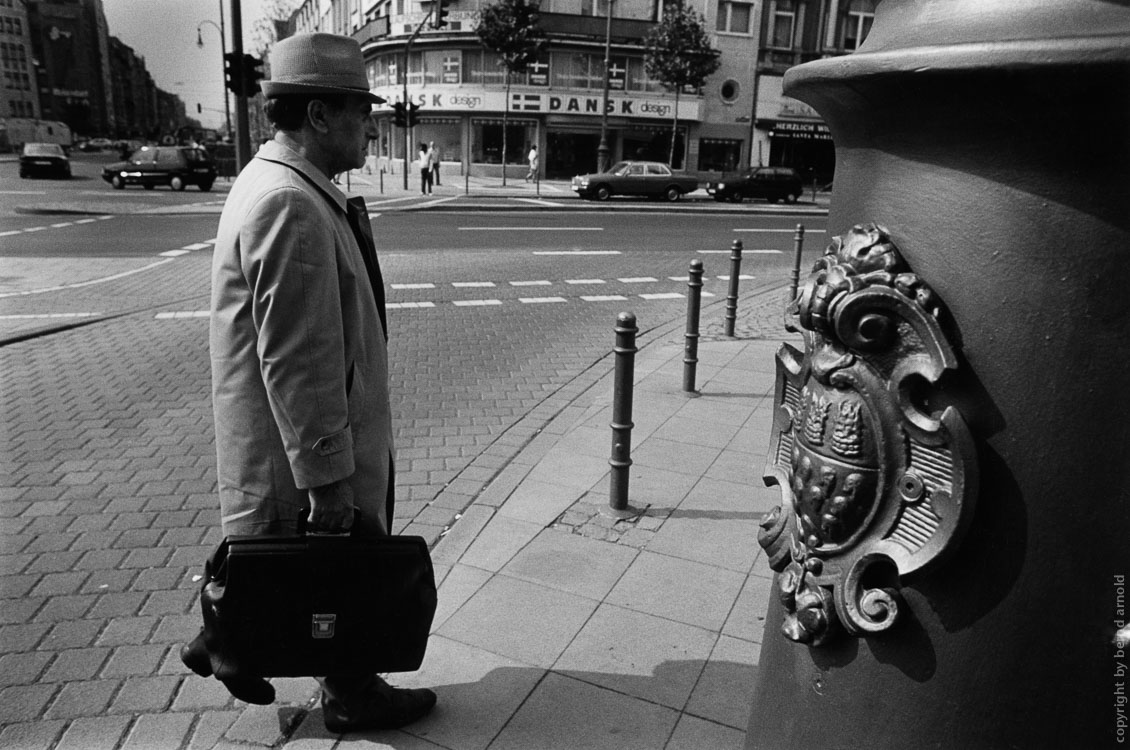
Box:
[565,279,605,285]
[733,228,826,233]
[463,227,603,232]
[155,311,210,319]
[533,250,618,255]
[0,312,103,319]
[520,296,567,304]
[159,250,191,257]
[392,283,435,289]
[387,301,435,309]
[618,277,657,283]
[452,281,496,288]
[513,198,566,207]
[581,295,628,302]
[0,258,176,299]
[453,299,503,307]
[510,280,551,286]
[639,293,685,300]
[717,275,756,281]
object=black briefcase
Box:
[197,533,437,679]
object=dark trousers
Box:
[420,169,432,194]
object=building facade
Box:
[276,0,869,179]
[1,0,39,120]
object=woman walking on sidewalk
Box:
[418,144,433,195]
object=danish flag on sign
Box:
[511,93,542,111]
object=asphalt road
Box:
[2,151,827,540]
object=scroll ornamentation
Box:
[760,223,976,646]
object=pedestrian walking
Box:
[187,31,436,732]
[429,141,441,185]
[418,143,433,194]
[526,144,539,182]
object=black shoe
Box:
[180,631,276,705]
[322,675,437,733]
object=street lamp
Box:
[196,2,232,142]
[596,0,614,172]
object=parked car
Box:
[571,161,699,202]
[81,137,115,152]
[19,142,71,179]
[706,166,804,203]
[101,146,217,191]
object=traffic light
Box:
[224,52,244,96]
[392,101,407,128]
[432,0,449,29]
[406,101,420,127]
[242,54,265,97]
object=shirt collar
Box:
[253,140,348,214]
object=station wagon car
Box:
[572,161,699,202]
[706,166,804,204]
[102,146,217,191]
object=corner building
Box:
[286,0,759,178]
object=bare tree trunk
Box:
[668,87,681,167]
[502,71,511,186]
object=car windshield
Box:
[130,147,155,162]
[23,143,64,157]
[609,162,631,176]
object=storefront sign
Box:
[374,87,700,121]
[527,60,549,87]
[769,120,832,140]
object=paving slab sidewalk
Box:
[271,297,800,750]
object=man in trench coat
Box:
[197,32,436,732]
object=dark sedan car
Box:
[571,161,699,201]
[19,142,71,179]
[102,146,217,191]
[706,166,804,203]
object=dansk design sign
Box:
[373,88,700,121]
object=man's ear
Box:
[307,99,331,134]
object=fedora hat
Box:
[261,33,385,103]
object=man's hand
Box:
[307,480,355,534]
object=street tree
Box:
[644,0,720,167]
[476,0,547,184]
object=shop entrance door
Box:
[546,132,603,178]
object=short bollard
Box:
[788,223,806,300]
[724,239,743,337]
[379,168,384,194]
[608,311,637,514]
[683,259,704,393]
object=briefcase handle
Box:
[296,509,362,538]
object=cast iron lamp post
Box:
[196,19,232,141]
[596,0,614,173]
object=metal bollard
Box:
[724,239,743,337]
[608,311,637,513]
[788,223,806,301]
[380,167,384,194]
[683,259,704,393]
[465,171,470,195]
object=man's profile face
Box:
[325,95,377,173]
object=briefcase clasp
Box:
[312,614,337,639]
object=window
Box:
[720,79,740,102]
[716,0,752,34]
[472,119,534,164]
[770,1,796,48]
[843,0,875,50]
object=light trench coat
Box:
[209,140,393,537]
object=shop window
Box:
[720,79,740,103]
[716,0,752,34]
[843,0,875,50]
[770,0,797,48]
[699,138,743,172]
[551,52,602,90]
[472,119,535,165]
[466,50,506,86]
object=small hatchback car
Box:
[19,142,71,179]
[102,146,217,191]
[706,166,804,204]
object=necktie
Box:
[345,196,388,340]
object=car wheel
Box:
[199,181,214,192]
[785,192,799,204]
[111,175,125,190]
[664,186,682,202]
[144,183,155,190]
[170,176,186,191]
[594,185,611,201]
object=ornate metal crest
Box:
[760,223,976,646]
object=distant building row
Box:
[0,0,191,148]
[273,0,874,181]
